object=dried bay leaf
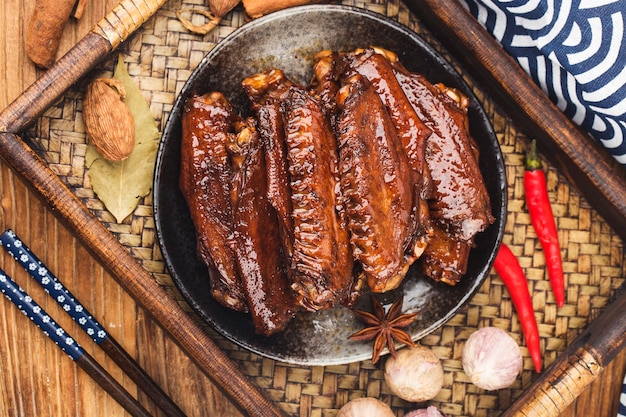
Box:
[86,55,160,223]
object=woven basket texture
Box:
[26,0,626,415]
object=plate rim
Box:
[153,4,507,366]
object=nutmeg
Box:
[83,78,135,161]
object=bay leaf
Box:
[86,55,161,223]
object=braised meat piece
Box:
[418,222,472,285]
[342,47,434,242]
[343,48,432,176]
[242,70,295,259]
[282,84,355,311]
[179,92,247,312]
[310,49,342,128]
[336,73,421,293]
[394,67,494,242]
[230,119,298,335]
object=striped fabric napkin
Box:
[460,0,626,166]
[617,375,626,417]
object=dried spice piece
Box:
[176,0,240,35]
[86,56,160,223]
[243,0,325,19]
[84,78,135,161]
[348,296,417,364]
[25,0,84,68]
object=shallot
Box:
[384,344,444,402]
[336,397,395,417]
[462,327,522,390]
[404,406,448,417]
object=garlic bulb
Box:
[462,327,522,390]
[404,406,448,417]
[384,344,444,402]
[336,397,395,417]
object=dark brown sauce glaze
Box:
[231,119,297,335]
[180,92,248,312]
[394,68,494,243]
[335,73,419,293]
[243,70,295,259]
[282,84,355,311]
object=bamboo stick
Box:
[502,289,626,416]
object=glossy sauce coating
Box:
[283,85,354,311]
[231,120,297,335]
[394,69,494,241]
[180,92,247,311]
[336,74,417,293]
[344,48,434,242]
[242,70,295,258]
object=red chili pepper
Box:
[494,243,542,373]
[524,139,565,307]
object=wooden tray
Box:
[0,0,624,416]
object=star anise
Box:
[348,295,418,364]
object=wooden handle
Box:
[92,0,167,50]
[0,132,285,417]
[502,289,626,415]
[0,0,167,134]
[404,0,626,240]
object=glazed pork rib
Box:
[282,83,354,311]
[336,73,420,293]
[180,92,247,312]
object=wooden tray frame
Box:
[0,1,624,416]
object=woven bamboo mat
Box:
[25,0,626,415]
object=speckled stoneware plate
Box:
[154,4,507,366]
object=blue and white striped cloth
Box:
[460,0,626,166]
[617,375,626,417]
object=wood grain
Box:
[0,0,243,416]
[0,0,624,416]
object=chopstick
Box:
[0,229,187,417]
[0,266,153,417]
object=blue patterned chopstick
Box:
[0,229,107,344]
[0,267,152,417]
[0,266,84,360]
[0,229,187,417]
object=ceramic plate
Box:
[154,5,507,366]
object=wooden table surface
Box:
[0,1,624,416]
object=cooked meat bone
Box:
[343,48,434,243]
[243,70,295,259]
[395,68,494,241]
